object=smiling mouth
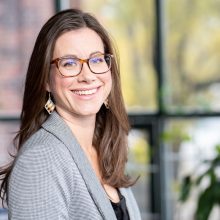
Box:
[73,88,97,95]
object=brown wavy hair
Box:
[0,9,135,204]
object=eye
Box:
[60,58,78,68]
[90,56,105,64]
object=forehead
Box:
[53,28,105,58]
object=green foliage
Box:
[195,182,220,220]
[179,144,220,220]
[130,137,149,164]
[166,0,220,112]
[195,186,215,220]
[161,121,191,153]
[162,128,191,143]
[179,175,192,202]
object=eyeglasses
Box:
[51,53,113,77]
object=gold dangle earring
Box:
[104,98,109,109]
[45,92,55,114]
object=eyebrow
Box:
[59,51,104,59]
[89,51,104,57]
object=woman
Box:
[0,9,141,220]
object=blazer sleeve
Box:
[8,143,75,220]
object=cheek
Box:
[108,78,112,93]
[49,70,72,93]
[104,72,112,93]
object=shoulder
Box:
[17,128,72,164]
[9,127,78,187]
[8,128,80,219]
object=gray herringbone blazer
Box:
[8,112,141,220]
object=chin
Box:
[75,109,100,117]
[74,105,103,116]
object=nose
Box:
[77,61,96,83]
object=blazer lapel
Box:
[42,112,116,220]
[120,188,142,220]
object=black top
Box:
[110,190,130,220]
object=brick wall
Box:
[0,1,55,208]
[0,0,55,166]
[0,0,54,116]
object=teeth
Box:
[74,88,97,95]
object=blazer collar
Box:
[42,111,116,220]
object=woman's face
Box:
[47,28,112,120]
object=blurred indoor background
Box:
[1,0,220,219]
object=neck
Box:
[57,109,96,151]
